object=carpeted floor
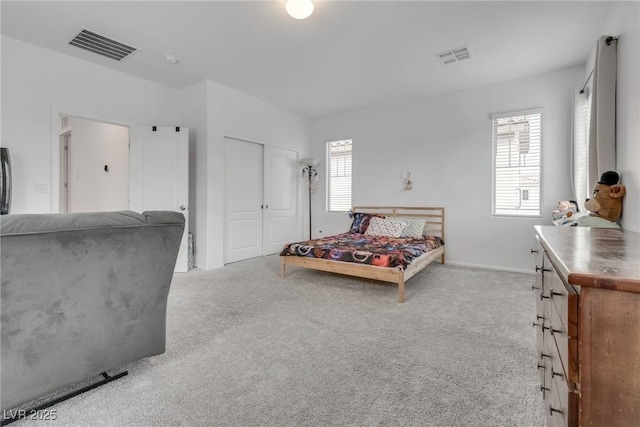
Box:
[14,256,545,426]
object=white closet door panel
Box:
[224,138,263,263]
[263,146,297,255]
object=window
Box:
[572,92,591,212]
[492,109,543,217]
[327,139,352,212]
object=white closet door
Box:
[263,146,297,255]
[224,138,263,263]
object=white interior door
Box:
[263,146,297,255]
[130,126,189,272]
[224,138,263,263]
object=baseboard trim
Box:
[445,261,535,275]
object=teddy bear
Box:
[575,171,626,227]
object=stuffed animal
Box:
[584,171,626,223]
[552,200,578,224]
[554,200,572,213]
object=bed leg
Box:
[441,252,445,265]
[398,278,405,303]
[280,258,286,278]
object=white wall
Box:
[1,35,311,272]
[1,35,178,214]
[203,80,312,270]
[177,81,208,269]
[600,1,640,232]
[66,116,129,213]
[312,66,584,273]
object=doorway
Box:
[58,114,129,213]
[54,114,190,273]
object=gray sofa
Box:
[1,210,185,411]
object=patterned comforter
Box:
[279,233,444,269]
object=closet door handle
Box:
[265,205,269,209]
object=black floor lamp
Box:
[301,157,319,240]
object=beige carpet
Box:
[13,255,545,426]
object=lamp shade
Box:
[286,0,314,20]
[300,157,319,167]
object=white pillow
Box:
[364,217,406,237]
[399,218,427,238]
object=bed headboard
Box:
[351,206,445,241]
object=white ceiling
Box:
[1,1,617,118]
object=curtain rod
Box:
[580,69,594,94]
[579,36,618,94]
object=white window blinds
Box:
[572,92,591,212]
[492,110,543,216]
[327,139,352,212]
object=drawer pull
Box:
[549,406,563,416]
[540,352,552,359]
[531,284,540,291]
[537,363,546,371]
[540,293,551,300]
[549,289,564,299]
[540,385,550,392]
[535,266,551,273]
[532,318,546,327]
[531,249,539,254]
[550,327,563,336]
[551,369,564,379]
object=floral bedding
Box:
[279,233,444,269]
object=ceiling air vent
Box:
[436,46,472,65]
[68,28,138,61]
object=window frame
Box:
[326,139,353,213]
[491,108,544,218]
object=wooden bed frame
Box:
[280,206,445,303]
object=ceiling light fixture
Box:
[286,0,314,20]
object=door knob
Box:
[179,205,186,211]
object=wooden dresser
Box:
[533,226,640,427]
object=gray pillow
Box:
[399,218,427,238]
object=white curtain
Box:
[572,90,591,211]
[587,35,618,191]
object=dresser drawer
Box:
[549,273,569,333]
[548,374,570,427]
[549,282,579,386]
[546,337,571,427]
[540,328,555,400]
[549,298,569,378]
